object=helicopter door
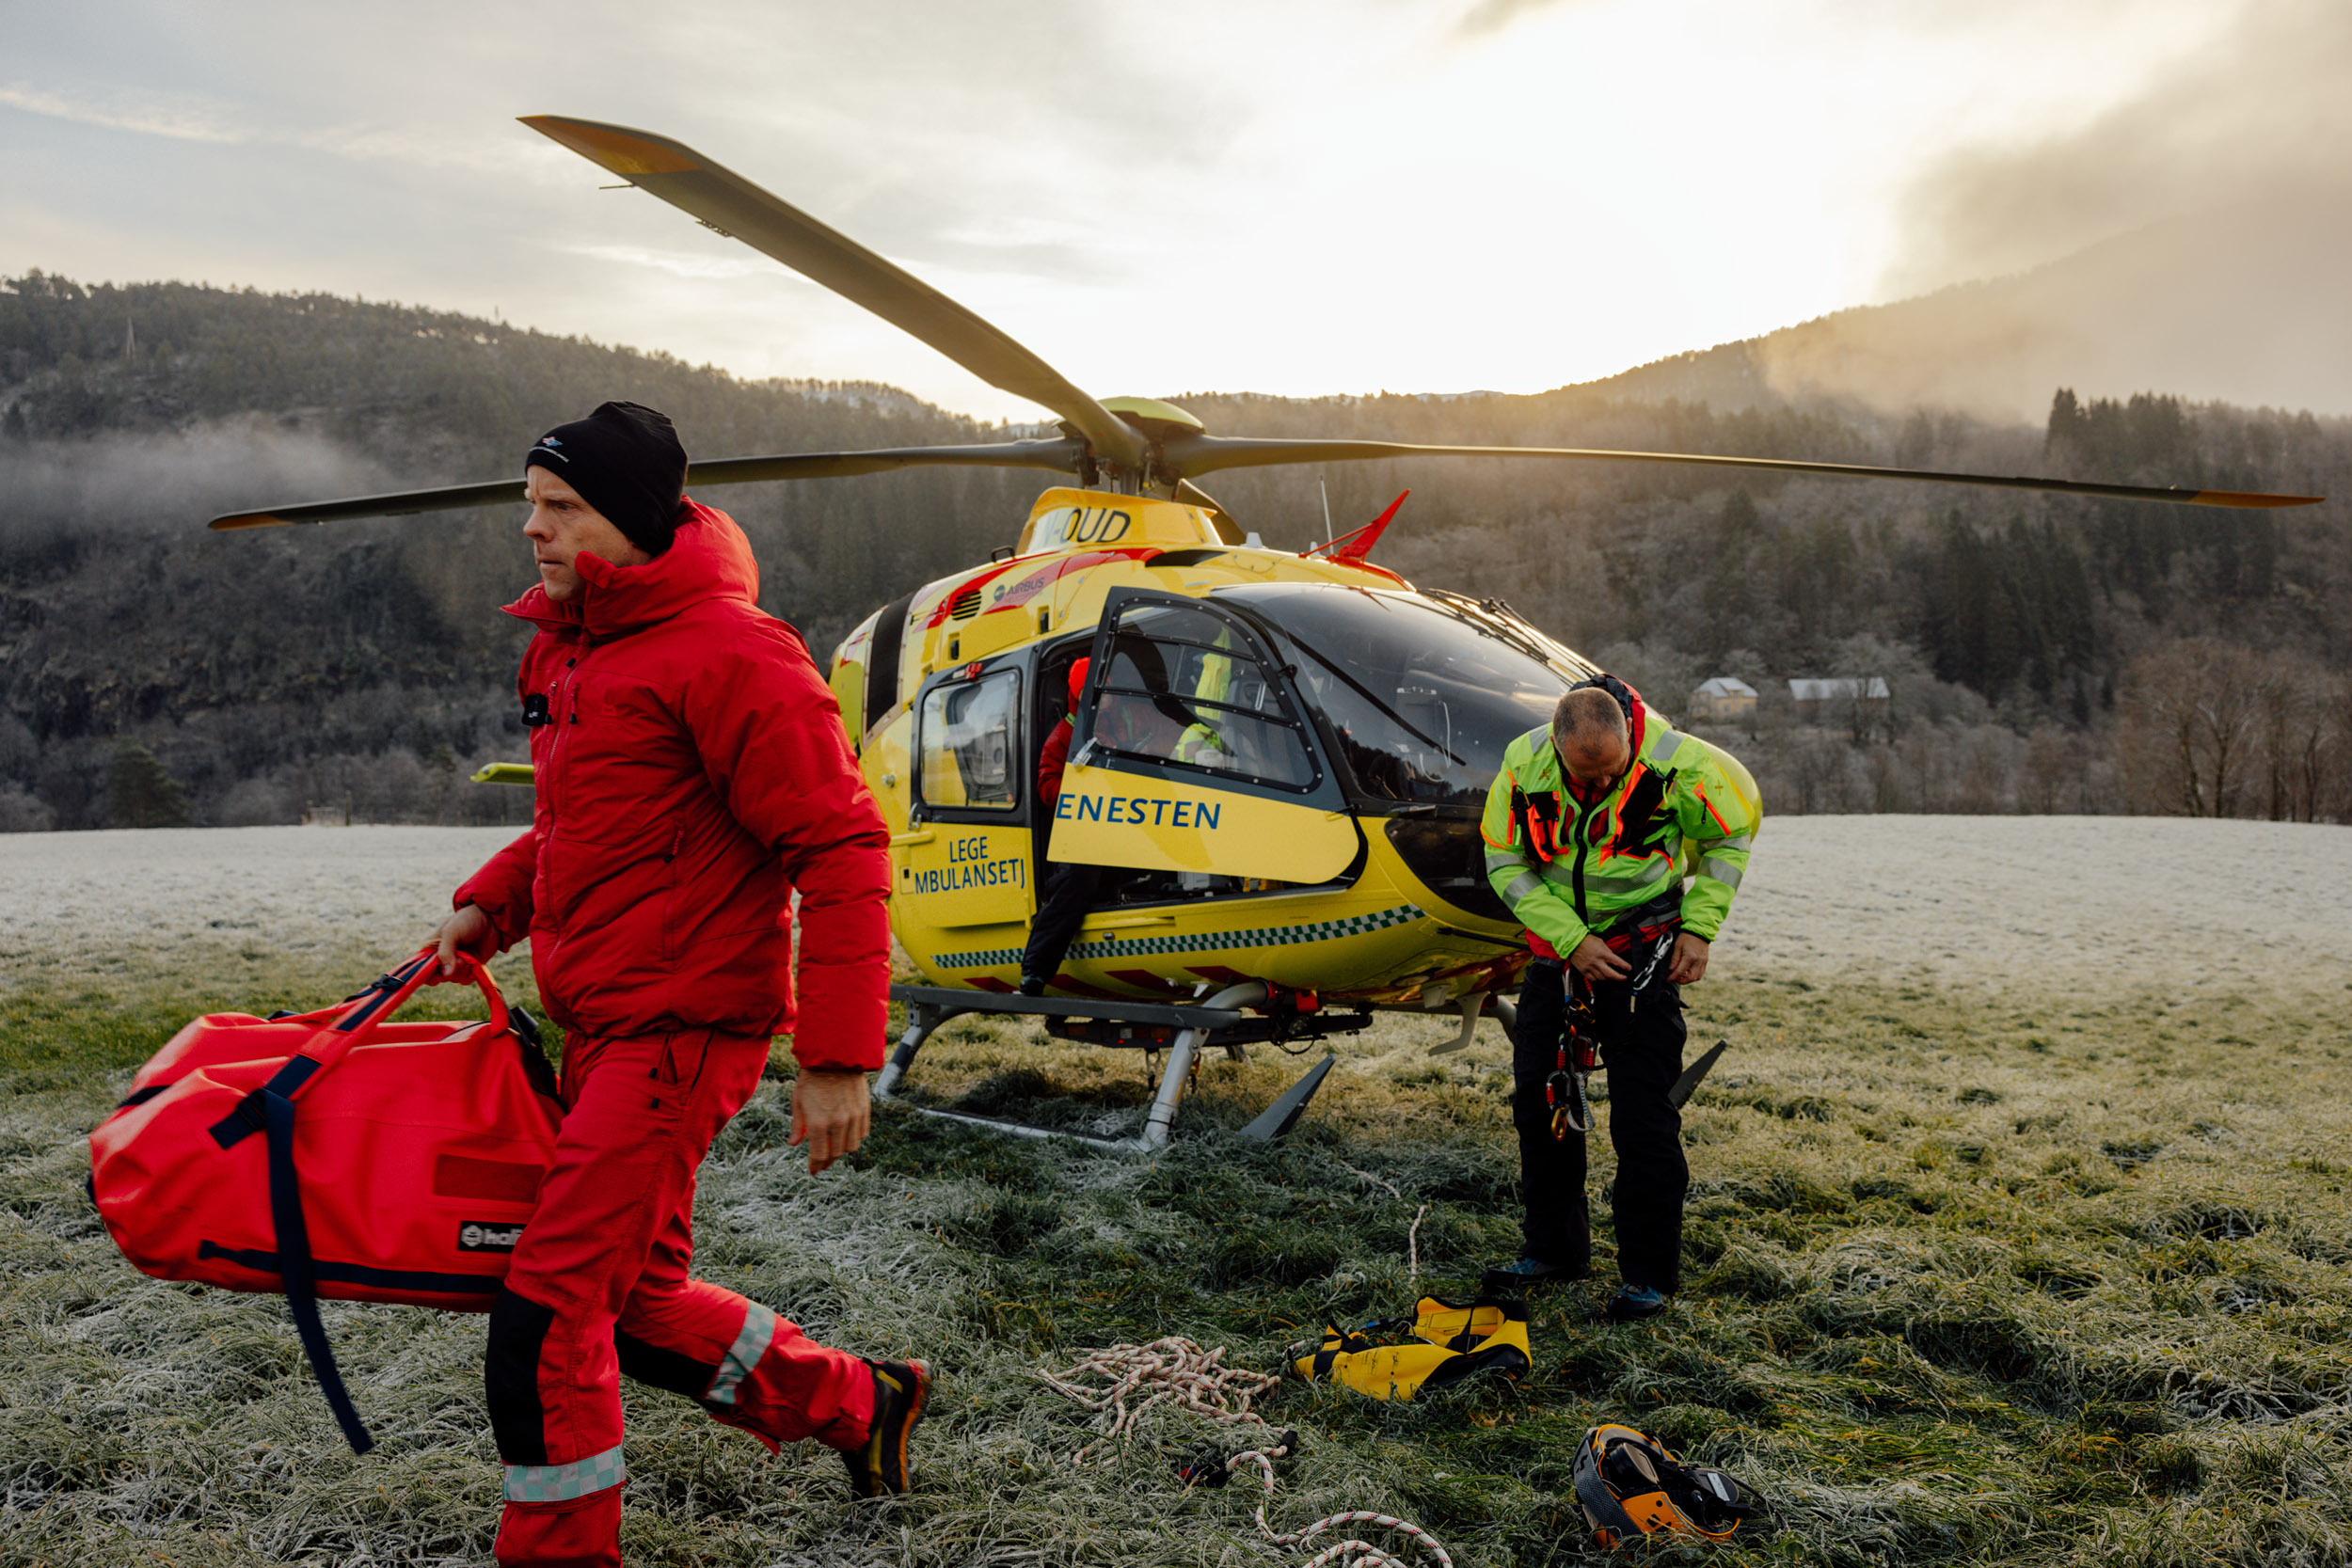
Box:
[1054,590,1360,887]
[899,658,1036,928]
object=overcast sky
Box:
[1,0,2333,421]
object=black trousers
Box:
[1511,957,1690,1292]
[1023,855,1107,983]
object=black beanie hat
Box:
[523,401,689,556]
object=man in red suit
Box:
[434,402,926,1567]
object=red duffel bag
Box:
[89,947,564,1452]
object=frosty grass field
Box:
[3,817,2350,1566]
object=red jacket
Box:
[454,500,890,1069]
[1037,716,1074,807]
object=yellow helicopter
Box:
[213,117,2322,1148]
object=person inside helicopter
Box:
[1020,621,1295,992]
[1021,657,1112,994]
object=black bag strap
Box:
[263,1085,374,1454]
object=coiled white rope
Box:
[1035,1338,1454,1568]
[1032,1336,1279,1466]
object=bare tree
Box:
[2118,640,2265,816]
[2250,661,2341,823]
[2021,723,2083,814]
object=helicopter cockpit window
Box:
[917,667,1021,811]
[1222,584,1574,809]
[1094,602,1316,791]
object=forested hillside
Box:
[4,272,2347,830]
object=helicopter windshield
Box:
[1220,584,1578,809]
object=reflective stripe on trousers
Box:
[706,1303,779,1407]
[504,1445,626,1504]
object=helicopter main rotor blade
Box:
[1158,435,2325,510]
[522,115,1145,473]
[207,439,1084,530]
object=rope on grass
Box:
[1227,1446,1454,1568]
[1033,1337,1279,1466]
[1035,1338,1454,1568]
[1338,1164,1429,1281]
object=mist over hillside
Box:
[1588,198,2352,426]
[3,271,2348,832]
[1590,1,2352,425]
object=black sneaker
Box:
[1605,1284,1668,1322]
[843,1358,930,1498]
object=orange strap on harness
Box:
[1510,784,1564,862]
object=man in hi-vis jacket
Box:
[434,402,925,1567]
[1480,675,1760,1322]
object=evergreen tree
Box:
[107,739,192,828]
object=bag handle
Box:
[209,947,512,1150]
[288,946,512,1096]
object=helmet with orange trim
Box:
[1570,1423,1768,1546]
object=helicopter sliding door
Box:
[1054,590,1360,887]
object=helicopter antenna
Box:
[1319,478,1333,551]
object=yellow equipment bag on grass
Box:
[1293,1294,1531,1400]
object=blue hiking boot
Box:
[1605,1284,1668,1322]
[1480,1256,1577,1294]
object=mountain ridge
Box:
[2,271,2346,831]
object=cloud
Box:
[0,83,246,144]
[562,244,778,282]
[1453,0,1583,40]
[1763,0,2352,418]
[1883,0,2352,296]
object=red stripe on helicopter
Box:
[1050,973,1131,1000]
[985,549,1157,612]
[922,548,1160,628]
[1185,965,1253,986]
[922,560,1023,628]
[1107,968,1188,996]
[963,975,1017,993]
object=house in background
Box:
[1687,675,1758,721]
[1788,676,1891,721]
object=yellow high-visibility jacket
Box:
[1480,717,1760,957]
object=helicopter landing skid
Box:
[874,982,1363,1151]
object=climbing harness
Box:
[1545,986,1599,1139]
[1547,923,1681,1140]
[1571,1423,1770,1547]
[1292,1295,1531,1401]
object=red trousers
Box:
[486,1029,876,1567]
